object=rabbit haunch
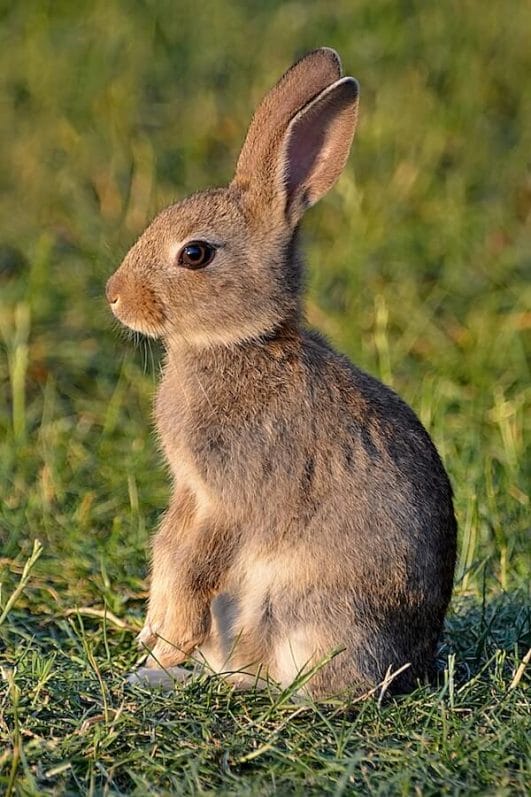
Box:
[107,47,457,697]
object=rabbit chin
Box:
[164,318,281,350]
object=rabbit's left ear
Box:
[281,76,359,224]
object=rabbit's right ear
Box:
[280,76,359,224]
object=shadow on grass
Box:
[440,590,530,683]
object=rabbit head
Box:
[106,48,359,347]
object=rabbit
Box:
[106,47,457,698]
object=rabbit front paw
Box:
[138,612,209,668]
[147,636,195,668]
[137,618,160,650]
[137,618,189,667]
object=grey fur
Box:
[107,48,456,697]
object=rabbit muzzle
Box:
[105,269,167,337]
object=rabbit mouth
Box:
[109,296,167,338]
[118,316,166,338]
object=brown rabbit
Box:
[106,47,457,697]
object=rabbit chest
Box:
[153,349,313,524]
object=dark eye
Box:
[178,241,216,270]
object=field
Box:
[0,1,530,794]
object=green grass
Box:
[0,1,530,794]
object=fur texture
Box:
[107,48,457,698]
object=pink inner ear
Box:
[286,107,328,201]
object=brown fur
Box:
[107,48,457,697]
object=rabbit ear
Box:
[233,48,342,195]
[233,51,358,226]
[281,76,359,223]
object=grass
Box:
[0,0,530,794]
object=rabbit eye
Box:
[178,241,216,270]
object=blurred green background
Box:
[0,2,529,793]
[1,0,529,590]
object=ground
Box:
[0,1,529,794]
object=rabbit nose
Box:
[105,276,120,305]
